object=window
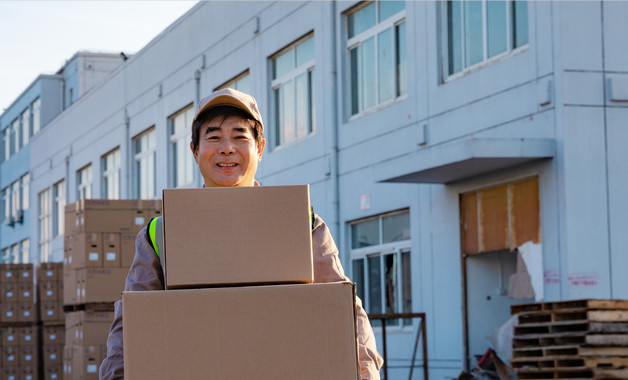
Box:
[102,148,121,199]
[53,180,66,237]
[77,165,92,201]
[168,106,195,188]
[350,210,412,326]
[134,128,156,199]
[1,248,9,264]
[21,174,29,211]
[446,0,528,76]
[271,34,316,146]
[3,128,9,161]
[2,187,9,223]
[21,108,30,147]
[11,118,19,154]
[216,71,251,94]
[20,239,29,263]
[32,98,41,136]
[39,189,52,262]
[11,180,20,220]
[346,1,406,116]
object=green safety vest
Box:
[146,207,316,272]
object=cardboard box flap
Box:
[163,185,313,288]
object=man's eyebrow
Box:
[232,127,249,133]
[203,125,221,135]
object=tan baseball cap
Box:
[194,88,263,131]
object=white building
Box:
[2,1,628,378]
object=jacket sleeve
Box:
[311,214,384,380]
[99,227,165,380]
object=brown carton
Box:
[102,233,121,268]
[0,283,17,302]
[17,263,33,283]
[20,326,37,346]
[2,367,18,380]
[1,263,16,283]
[45,365,62,380]
[1,347,19,367]
[43,345,62,367]
[64,199,150,235]
[20,346,38,367]
[70,233,103,269]
[18,302,35,322]
[77,268,127,304]
[63,270,77,306]
[123,282,359,380]
[1,327,19,346]
[38,262,62,282]
[1,302,17,323]
[73,345,101,380]
[40,301,63,323]
[18,282,33,301]
[63,346,73,380]
[42,325,64,346]
[163,186,313,288]
[38,280,60,301]
[21,366,37,380]
[120,233,136,268]
[79,311,115,346]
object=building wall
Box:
[4,1,628,378]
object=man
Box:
[100,88,384,379]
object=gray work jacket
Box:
[99,213,383,379]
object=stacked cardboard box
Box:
[123,186,360,379]
[0,263,37,380]
[63,199,161,380]
[37,262,64,380]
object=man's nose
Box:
[219,139,235,154]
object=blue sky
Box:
[0,0,198,111]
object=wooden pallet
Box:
[514,332,587,348]
[578,346,628,357]
[512,300,628,315]
[511,355,585,369]
[593,368,628,379]
[586,335,628,347]
[63,302,114,313]
[516,366,593,379]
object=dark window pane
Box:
[379,1,405,22]
[352,218,379,248]
[384,253,399,326]
[513,0,528,47]
[382,212,410,243]
[350,47,359,115]
[487,0,507,57]
[448,0,463,74]
[353,259,365,302]
[368,255,382,326]
[402,249,412,325]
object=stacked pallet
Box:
[38,262,65,380]
[0,263,37,380]
[63,199,161,379]
[511,299,628,379]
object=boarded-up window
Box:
[460,177,540,255]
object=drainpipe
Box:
[194,69,202,187]
[124,110,131,198]
[330,0,341,246]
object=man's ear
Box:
[190,141,199,163]
[257,138,266,162]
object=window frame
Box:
[133,127,157,199]
[349,209,413,328]
[442,0,529,81]
[53,179,66,237]
[270,32,316,148]
[76,164,93,201]
[101,148,121,200]
[38,188,52,263]
[168,105,195,189]
[345,1,407,119]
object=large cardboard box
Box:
[120,233,136,268]
[102,233,121,268]
[163,186,313,288]
[65,310,114,347]
[123,282,359,380]
[42,325,64,346]
[63,270,77,306]
[38,262,62,282]
[72,345,102,380]
[1,327,19,346]
[77,268,127,304]
[64,199,158,235]
[20,326,37,346]
[69,233,103,269]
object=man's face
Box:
[191,115,265,187]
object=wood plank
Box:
[579,346,628,357]
[586,335,628,346]
[584,357,628,368]
[512,299,628,315]
[589,322,628,333]
[479,184,509,252]
[588,310,628,322]
[593,368,628,379]
[460,191,479,255]
[511,177,540,247]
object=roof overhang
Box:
[374,138,555,184]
